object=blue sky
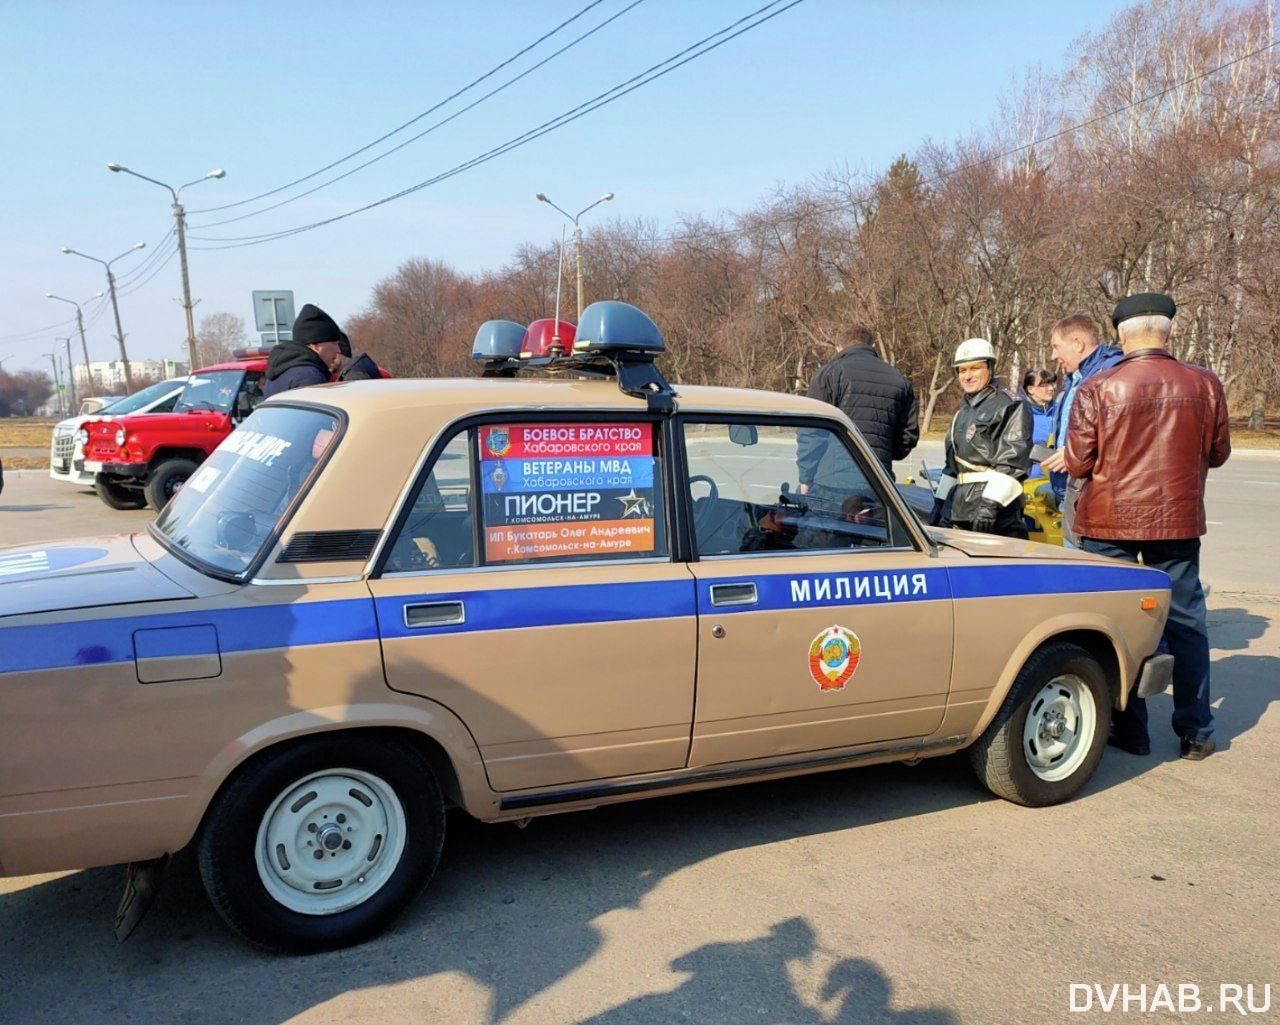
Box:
[0,0,1129,377]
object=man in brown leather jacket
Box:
[1065,292,1231,760]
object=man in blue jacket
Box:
[1039,313,1123,545]
[263,304,345,397]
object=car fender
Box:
[175,699,496,852]
[966,611,1138,742]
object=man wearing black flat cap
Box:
[263,303,346,397]
[1064,292,1231,761]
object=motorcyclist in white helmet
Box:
[933,338,1033,538]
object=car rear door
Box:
[368,417,697,792]
[679,417,954,767]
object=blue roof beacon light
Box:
[572,300,665,356]
[572,301,674,412]
[472,320,526,377]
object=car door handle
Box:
[403,601,466,628]
[709,583,758,607]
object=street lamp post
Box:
[56,336,77,410]
[535,191,614,322]
[43,352,63,417]
[47,290,104,396]
[61,243,146,390]
[107,163,226,371]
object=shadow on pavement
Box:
[578,917,955,1025]
[1208,605,1270,652]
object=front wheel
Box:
[144,458,198,511]
[969,641,1108,807]
[94,476,148,510]
[198,734,446,952]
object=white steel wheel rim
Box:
[1022,674,1097,782]
[254,768,407,916]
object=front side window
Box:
[684,420,909,557]
[176,370,246,414]
[154,405,340,576]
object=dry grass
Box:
[1,455,47,470]
[0,418,57,448]
[1230,427,1280,449]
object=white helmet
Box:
[953,337,996,366]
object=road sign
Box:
[252,290,295,343]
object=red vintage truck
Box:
[81,349,270,510]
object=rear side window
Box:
[385,433,475,573]
[476,421,667,566]
[386,420,668,574]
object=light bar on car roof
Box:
[520,318,576,361]
[471,320,526,362]
[573,301,664,355]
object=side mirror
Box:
[728,424,758,447]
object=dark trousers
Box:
[1081,537,1213,742]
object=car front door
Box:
[680,417,954,767]
[368,417,697,793]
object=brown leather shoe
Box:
[1179,736,1216,760]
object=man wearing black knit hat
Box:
[263,303,346,397]
[1064,292,1231,761]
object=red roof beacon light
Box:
[519,318,576,363]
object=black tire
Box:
[968,641,1109,807]
[197,734,446,953]
[144,458,198,511]
[94,475,148,510]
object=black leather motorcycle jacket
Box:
[942,382,1033,524]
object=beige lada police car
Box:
[0,302,1173,953]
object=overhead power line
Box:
[0,317,78,343]
[190,0,806,250]
[113,228,178,285]
[193,0,648,230]
[116,242,181,299]
[189,0,615,216]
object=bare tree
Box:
[196,312,249,366]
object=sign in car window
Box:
[479,422,657,563]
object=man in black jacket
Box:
[799,325,919,478]
[263,304,345,397]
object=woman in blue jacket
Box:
[1020,368,1059,479]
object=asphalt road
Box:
[1,459,1278,1025]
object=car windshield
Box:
[153,406,340,577]
[100,380,184,415]
[176,370,245,413]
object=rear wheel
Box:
[144,458,198,510]
[969,641,1108,807]
[198,734,446,953]
[94,475,148,510]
